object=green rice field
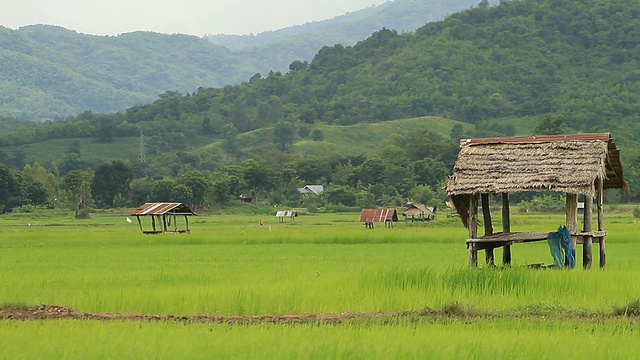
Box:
[1,209,639,359]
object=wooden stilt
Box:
[468,194,479,267]
[583,194,593,269]
[481,194,493,236]
[486,248,495,267]
[599,238,606,269]
[565,193,578,266]
[469,243,478,267]
[481,193,495,266]
[597,177,606,268]
[502,193,511,266]
[565,193,578,232]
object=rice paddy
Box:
[1,209,639,358]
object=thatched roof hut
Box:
[402,203,435,221]
[445,133,626,268]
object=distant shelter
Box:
[129,202,196,234]
[359,208,398,229]
[402,203,435,222]
[276,210,297,223]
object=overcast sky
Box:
[1,0,388,37]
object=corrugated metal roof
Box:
[359,208,398,223]
[459,132,611,147]
[276,210,297,217]
[129,202,196,216]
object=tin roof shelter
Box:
[129,202,196,234]
[445,133,626,268]
[276,210,297,223]
[359,208,398,228]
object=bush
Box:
[518,194,565,212]
[633,207,640,218]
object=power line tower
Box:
[138,130,146,163]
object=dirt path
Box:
[0,304,411,324]
[2,304,635,324]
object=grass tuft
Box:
[441,301,465,316]
[613,299,640,316]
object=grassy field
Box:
[1,208,639,358]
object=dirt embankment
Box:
[0,304,408,324]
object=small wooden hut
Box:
[445,133,626,268]
[360,208,398,228]
[129,202,196,234]
[276,210,297,223]
[403,203,435,222]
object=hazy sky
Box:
[1,0,388,36]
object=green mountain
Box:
[1,0,639,202]
[0,25,256,120]
[0,0,492,121]
[205,0,498,72]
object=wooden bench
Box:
[466,230,607,266]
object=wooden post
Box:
[597,177,606,268]
[151,215,156,232]
[597,177,604,231]
[565,193,578,266]
[583,194,593,269]
[502,193,511,266]
[468,194,479,267]
[565,193,578,232]
[599,238,606,269]
[185,215,190,233]
[136,216,143,233]
[468,243,478,267]
[481,194,494,266]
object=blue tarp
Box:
[547,225,575,269]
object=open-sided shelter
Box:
[402,203,435,222]
[445,133,626,268]
[360,208,398,228]
[276,210,297,223]
[129,202,196,234]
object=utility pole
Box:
[138,130,146,163]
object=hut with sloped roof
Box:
[359,208,398,229]
[402,203,435,222]
[276,210,297,223]
[129,202,196,234]
[445,133,626,268]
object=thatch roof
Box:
[403,203,434,216]
[446,133,626,198]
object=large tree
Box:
[91,161,133,208]
[0,165,22,212]
[60,169,93,218]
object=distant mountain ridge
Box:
[206,0,498,72]
[0,0,493,120]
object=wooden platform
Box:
[467,230,606,245]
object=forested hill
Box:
[205,0,499,72]
[2,0,640,210]
[0,26,256,120]
[0,0,494,121]
[2,0,640,144]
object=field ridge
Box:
[2,304,638,325]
